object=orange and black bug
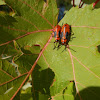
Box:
[52,25,61,49]
[60,23,71,48]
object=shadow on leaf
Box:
[0,16,17,44]
[97,45,100,53]
[32,65,55,99]
[75,86,100,100]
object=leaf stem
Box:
[73,0,75,7]
[0,29,52,47]
[10,35,52,100]
[67,47,82,100]
[0,68,14,78]
[93,0,100,8]
[0,72,28,86]
[79,2,84,8]
[79,0,82,7]
[79,0,84,8]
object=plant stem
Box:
[79,0,82,7]
[93,0,100,8]
[10,35,52,100]
[73,0,75,7]
[79,0,84,8]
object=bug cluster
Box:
[52,23,71,49]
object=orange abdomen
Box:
[52,25,61,42]
[61,24,71,45]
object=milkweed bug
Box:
[60,23,71,49]
[52,25,61,49]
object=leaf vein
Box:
[73,56,100,80]
[67,47,82,100]
[0,29,52,47]
[18,0,53,27]
[0,72,28,86]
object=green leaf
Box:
[0,0,6,5]
[0,0,58,99]
[1,0,100,100]
[33,5,100,100]
[0,74,27,100]
[51,82,75,100]
[21,87,33,100]
[57,5,100,99]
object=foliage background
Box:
[0,0,100,100]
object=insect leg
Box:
[53,41,56,49]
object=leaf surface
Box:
[33,5,100,100]
[59,5,100,99]
[0,0,100,100]
[0,0,58,99]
